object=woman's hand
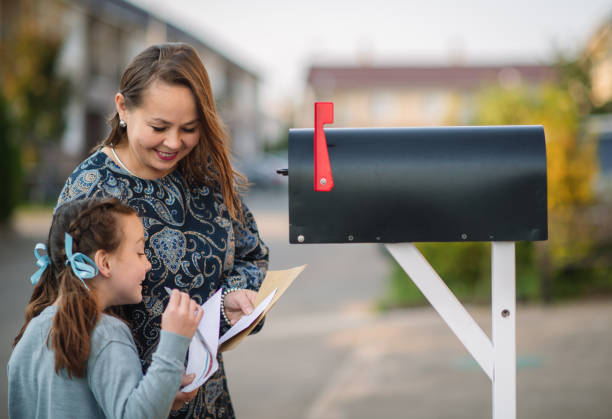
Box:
[171,373,198,411]
[162,289,204,337]
[223,289,257,325]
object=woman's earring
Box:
[119,119,127,128]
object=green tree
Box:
[383,76,601,308]
[474,83,598,301]
[0,9,69,215]
[0,92,22,222]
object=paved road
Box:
[1,190,611,419]
[0,222,49,419]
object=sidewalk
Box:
[225,299,612,419]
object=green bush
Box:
[550,239,612,300]
[0,93,23,223]
[1,23,69,208]
[380,241,540,309]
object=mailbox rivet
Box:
[502,309,510,318]
[461,233,468,240]
[348,235,354,241]
[320,177,327,185]
[297,235,305,243]
[376,236,381,241]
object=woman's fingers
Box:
[238,290,256,314]
[246,289,256,305]
[224,289,258,324]
[232,291,254,315]
[238,295,252,315]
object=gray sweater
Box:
[8,306,190,419]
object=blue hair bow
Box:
[31,243,50,285]
[64,233,98,291]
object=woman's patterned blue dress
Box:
[57,149,269,419]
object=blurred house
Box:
[585,17,612,190]
[0,0,262,200]
[300,64,556,128]
[587,19,612,108]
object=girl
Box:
[8,198,204,418]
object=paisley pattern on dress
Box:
[150,227,187,274]
[57,149,269,419]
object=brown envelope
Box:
[219,265,307,352]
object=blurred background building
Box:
[587,20,612,109]
[586,19,612,189]
[302,64,556,127]
[0,0,263,201]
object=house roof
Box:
[308,65,556,89]
[79,0,259,79]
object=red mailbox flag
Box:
[314,102,334,192]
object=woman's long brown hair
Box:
[14,198,136,378]
[101,42,247,220]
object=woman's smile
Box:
[155,149,178,161]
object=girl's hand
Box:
[162,290,203,337]
[171,373,198,410]
[223,289,257,325]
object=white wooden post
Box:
[492,242,516,419]
[385,242,516,419]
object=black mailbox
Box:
[288,125,548,244]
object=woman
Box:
[56,43,269,418]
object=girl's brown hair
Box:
[14,198,136,378]
[101,42,246,220]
